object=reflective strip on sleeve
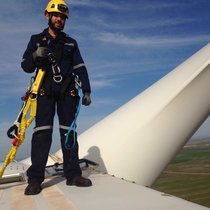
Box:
[73,63,86,70]
[21,58,26,63]
[64,43,75,47]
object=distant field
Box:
[152,139,210,208]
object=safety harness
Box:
[48,53,63,83]
[0,33,81,177]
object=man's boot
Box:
[66,175,92,187]
[24,183,42,195]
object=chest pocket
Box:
[63,43,74,59]
[60,42,75,75]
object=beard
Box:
[48,18,65,32]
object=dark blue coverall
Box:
[21,28,91,184]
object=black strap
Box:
[60,76,74,98]
[38,31,66,64]
[54,32,66,64]
[48,53,63,83]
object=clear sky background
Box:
[1,0,210,160]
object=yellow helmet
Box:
[45,0,69,18]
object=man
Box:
[21,0,92,195]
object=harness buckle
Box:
[53,75,63,83]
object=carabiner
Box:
[53,75,63,83]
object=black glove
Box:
[82,92,91,106]
[32,46,49,62]
[7,124,18,139]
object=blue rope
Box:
[64,77,82,149]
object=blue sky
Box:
[1,0,210,160]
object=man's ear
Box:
[45,11,51,20]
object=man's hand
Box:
[82,92,91,106]
[33,46,49,62]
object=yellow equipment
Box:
[45,0,69,18]
[0,69,45,178]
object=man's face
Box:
[48,12,66,31]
